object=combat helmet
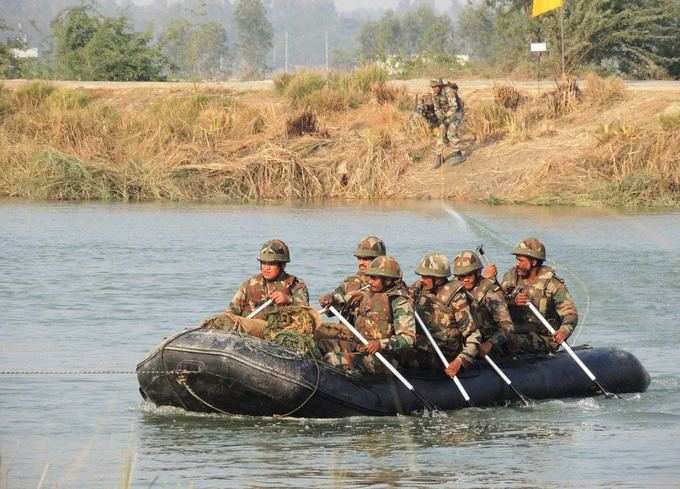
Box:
[512,238,546,261]
[366,256,402,279]
[258,239,290,263]
[354,236,387,259]
[453,250,483,276]
[415,252,451,278]
[430,78,445,88]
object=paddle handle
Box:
[329,306,415,391]
[247,299,274,319]
[414,311,471,403]
[527,302,596,382]
[484,355,512,385]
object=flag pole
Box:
[560,2,566,78]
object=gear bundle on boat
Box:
[137,236,651,417]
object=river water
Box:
[1,201,679,488]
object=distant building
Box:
[10,48,39,59]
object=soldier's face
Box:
[515,256,536,277]
[432,86,441,94]
[421,276,436,290]
[458,272,478,290]
[357,257,373,274]
[368,275,385,292]
[260,261,283,280]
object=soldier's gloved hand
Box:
[319,294,332,308]
[515,292,529,306]
[445,357,464,378]
[270,290,291,306]
[553,329,568,345]
[479,341,494,357]
[482,263,497,280]
[346,290,364,307]
[362,340,383,355]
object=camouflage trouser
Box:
[509,332,558,355]
[320,338,401,374]
[435,113,464,157]
[398,347,444,370]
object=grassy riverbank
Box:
[1,72,678,207]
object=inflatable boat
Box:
[136,328,650,418]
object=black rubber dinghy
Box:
[137,328,650,418]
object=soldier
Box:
[430,79,465,169]
[228,239,309,320]
[318,236,386,322]
[487,238,578,355]
[452,250,514,358]
[407,252,480,379]
[323,256,416,374]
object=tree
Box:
[358,6,456,61]
[160,19,229,79]
[51,6,167,81]
[457,0,680,79]
[0,18,25,78]
[234,0,273,78]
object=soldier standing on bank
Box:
[323,256,416,374]
[431,79,465,169]
[407,252,480,379]
[229,239,310,319]
[485,238,578,355]
[452,250,514,358]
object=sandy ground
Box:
[3,78,679,94]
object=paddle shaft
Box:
[483,355,530,406]
[527,302,616,398]
[247,299,274,319]
[414,311,471,404]
[328,306,436,411]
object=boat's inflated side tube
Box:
[137,329,650,418]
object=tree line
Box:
[1,0,678,80]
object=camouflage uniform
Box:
[322,236,386,322]
[324,256,416,374]
[228,239,309,319]
[401,252,480,369]
[499,238,578,354]
[408,278,481,368]
[431,79,464,155]
[468,279,514,356]
[453,250,514,357]
[228,272,310,318]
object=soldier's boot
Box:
[449,150,466,165]
[432,152,444,169]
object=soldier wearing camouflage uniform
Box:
[430,79,465,169]
[453,250,514,358]
[319,236,386,323]
[493,238,578,355]
[229,239,309,320]
[406,252,480,379]
[323,256,416,374]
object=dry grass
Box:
[0,72,413,203]
[1,73,674,208]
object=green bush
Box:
[48,89,91,110]
[283,71,327,104]
[659,104,680,130]
[14,82,56,110]
[272,72,294,94]
[348,65,387,93]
